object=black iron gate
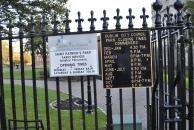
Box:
[151,0,194,130]
[0,0,193,130]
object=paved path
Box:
[4,79,149,130]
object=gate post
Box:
[152,0,163,130]
[185,12,194,130]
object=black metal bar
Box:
[151,78,158,130]
[0,19,7,130]
[180,35,186,130]
[42,34,51,130]
[8,120,11,130]
[30,16,39,129]
[158,29,164,130]
[187,14,194,130]
[87,76,92,113]
[162,32,168,130]
[127,8,137,130]
[80,76,86,130]
[41,15,51,130]
[93,76,98,130]
[0,23,7,130]
[155,33,159,130]
[167,27,176,130]
[146,88,150,130]
[7,19,17,130]
[175,32,182,130]
[119,89,123,130]
[176,2,186,129]
[51,14,62,130]
[1,26,186,40]
[151,2,164,129]
[106,89,113,130]
[56,77,62,130]
[68,76,74,130]
[18,17,28,130]
[132,88,136,130]
[8,119,44,130]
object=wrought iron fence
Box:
[0,0,193,130]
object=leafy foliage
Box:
[0,0,68,22]
[184,0,194,40]
[1,0,69,55]
[1,40,9,64]
[184,1,194,22]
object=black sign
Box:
[101,30,152,88]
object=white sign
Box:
[48,34,99,77]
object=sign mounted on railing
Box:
[48,34,99,77]
[101,30,152,88]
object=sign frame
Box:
[100,30,153,89]
[48,33,99,77]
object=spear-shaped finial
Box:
[40,15,47,33]
[75,11,84,32]
[113,8,122,29]
[7,18,14,36]
[64,12,72,33]
[30,16,35,34]
[164,6,173,26]
[88,11,97,31]
[126,8,135,28]
[51,14,60,33]
[100,10,109,30]
[140,8,149,28]
[18,16,24,36]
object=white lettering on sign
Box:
[48,34,99,77]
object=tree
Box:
[184,0,194,23]
[2,40,9,64]
[1,0,69,55]
[0,0,68,22]
[13,52,20,65]
[184,0,194,40]
[24,52,32,65]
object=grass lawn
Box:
[4,84,106,130]
[163,74,194,89]
[3,68,43,80]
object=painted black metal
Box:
[132,88,137,130]
[0,1,193,130]
[93,76,99,130]
[114,8,122,30]
[56,78,62,130]
[41,15,51,130]
[80,76,86,130]
[8,119,44,130]
[0,17,6,130]
[106,89,113,130]
[88,11,97,31]
[30,16,39,130]
[119,89,124,130]
[87,76,92,113]
[7,18,17,130]
[68,77,74,130]
[18,17,28,130]
[185,12,194,130]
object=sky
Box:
[67,0,155,31]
